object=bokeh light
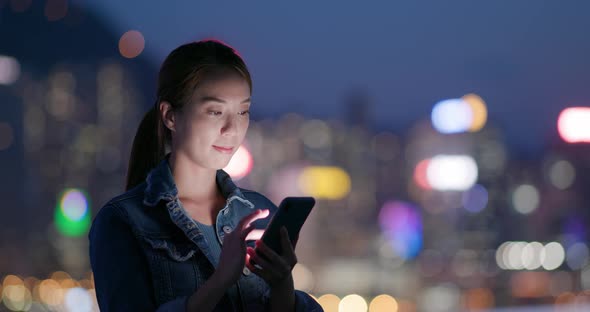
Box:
[0,55,21,85]
[558,107,590,143]
[462,93,488,132]
[426,155,478,191]
[339,294,368,312]
[317,294,340,312]
[549,160,576,190]
[512,184,540,214]
[497,241,566,271]
[64,287,93,312]
[420,284,460,312]
[119,30,145,59]
[462,288,494,311]
[542,242,565,271]
[431,98,473,134]
[298,166,351,200]
[566,242,589,270]
[54,188,91,237]
[300,119,332,149]
[413,159,431,190]
[461,184,488,213]
[522,242,544,270]
[369,294,398,312]
[510,271,550,298]
[378,201,423,260]
[581,266,590,290]
[224,144,254,181]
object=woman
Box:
[89,40,323,311]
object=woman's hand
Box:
[215,209,269,286]
[245,227,298,287]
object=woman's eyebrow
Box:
[199,96,251,104]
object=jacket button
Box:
[243,267,251,276]
[222,226,232,234]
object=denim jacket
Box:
[89,156,323,311]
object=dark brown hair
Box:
[125,40,252,190]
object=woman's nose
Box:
[221,115,238,136]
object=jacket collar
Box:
[143,154,253,209]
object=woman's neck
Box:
[168,152,225,224]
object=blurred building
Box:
[0,0,155,278]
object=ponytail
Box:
[125,105,166,190]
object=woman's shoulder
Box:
[93,182,148,224]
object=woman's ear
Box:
[159,101,176,132]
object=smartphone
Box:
[259,196,316,256]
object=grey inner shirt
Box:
[195,221,222,266]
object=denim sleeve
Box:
[263,289,324,312]
[293,290,324,312]
[89,203,189,312]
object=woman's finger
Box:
[247,247,280,275]
[238,209,269,231]
[255,240,290,271]
[245,229,264,241]
[240,223,257,241]
[246,253,271,280]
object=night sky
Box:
[73,0,590,156]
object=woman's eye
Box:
[239,110,250,116]
[207,111,222,116]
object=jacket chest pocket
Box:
[140,236,212,304]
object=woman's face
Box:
[171,68,251,170]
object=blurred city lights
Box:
[47,70,76,121]
[462,288,494,311]
[549,160,576,190]
[54,188,91,237]
[0,55,21,85]
[461,184,488,213]
[413,159,431,190]
[368,294,398,312]
[0,122,14,151]
[420,284,460,312]
[558,107,590,143]
[339,294,368,312]
[512,184,540,214]
[119,30,145,59]
[496,241,566,271]
[45,0,68,21]
[224,144,253,181]
[582,266,590,290]
[462,93,488,132]
[542,242,566,271]
[510,271,550,298]
[565,242,589,270]
[298,166,351,200]
[426,155,478,191]
[300,119,332,149]
[378,201,423,260]
[507,241,527,270]
[317,294,340,312]
[64,287,93,312]
[522,242,544,270]
[431,99,473,134]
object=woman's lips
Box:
[212,145,233,154]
